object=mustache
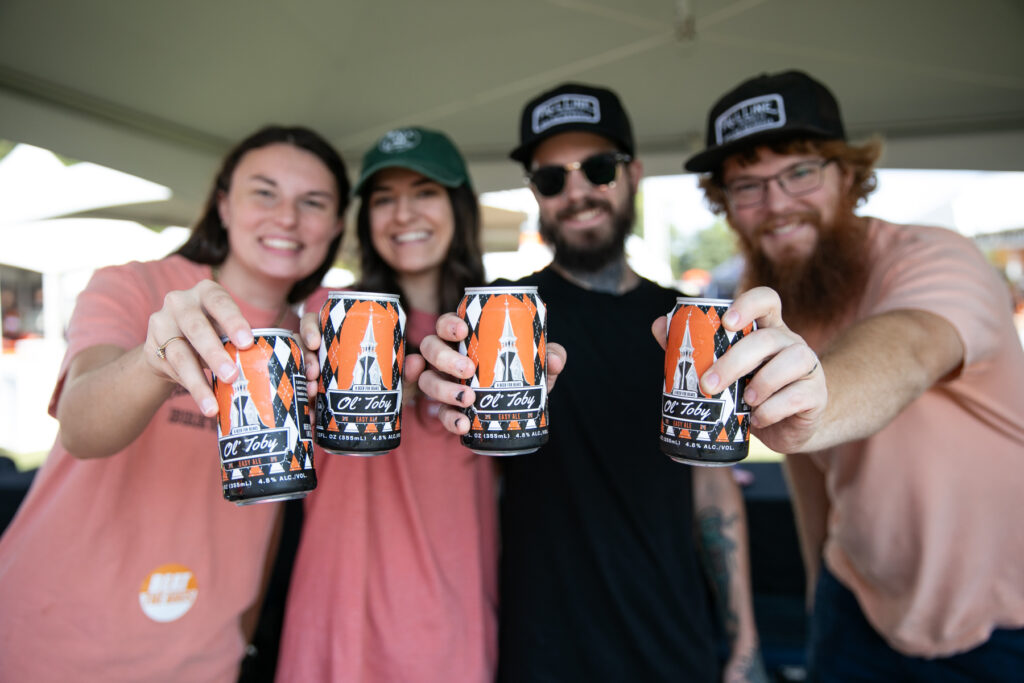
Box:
[556,197,613,222]
[754,211,820,239]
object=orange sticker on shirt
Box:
[139,564,198,623]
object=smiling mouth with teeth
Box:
[394,231,430,243]
[262,237,301,251]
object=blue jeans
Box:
[807,565,1024,682]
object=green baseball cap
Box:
[353,126,470,195]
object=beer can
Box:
[458,286,548,456]
[315,291,406,456]
[213,328,317,505]
[659,298,755,466]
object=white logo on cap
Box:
[379,129,421,154]
[715,94,786,144]
[532,94,601,134]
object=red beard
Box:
[736,209,870,334]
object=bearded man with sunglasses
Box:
[498,83,766,681]
[417,82,836,682]
[687,70,1024,680]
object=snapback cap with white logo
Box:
[684,70,846,173]
[509,82,635,165]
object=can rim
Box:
[219,329,299,344]
[674,297,733,306]
[326,290,402,301]
[463,286,538,294]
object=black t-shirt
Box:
[496,268,719,682]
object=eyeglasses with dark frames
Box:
[526,152,632,197]
[724,159,836,208]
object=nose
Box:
[563,166,590,202]
[764,176,795,214]
[275,200,299,228]
[394,193,413,224]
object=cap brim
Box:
[353,159,467,196]
[683,126,842,173]
[509,124,633,165]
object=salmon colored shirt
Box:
[0,257,288,682]
[804,219,1024,657]
[275,303,499,683]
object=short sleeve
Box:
[48,261,170,416]
[864,224,1010,369]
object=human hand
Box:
[417,312,567,434]
[723,643,769,683]
[651,287,825,453]
[298,310,322,383]
[145,279,254,417]
[298,307,427,392]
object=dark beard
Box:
[737,210,870,333]
[539,195,635,272]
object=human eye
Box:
[301,196,329,210]
[416,185,443,199]
[786,163,818,181]
[729,179,762,195]
[369,194,394,209]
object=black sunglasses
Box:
[526,152,632,197]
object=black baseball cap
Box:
[684,70,846,173]
[509,83,635,165]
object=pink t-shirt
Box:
[0,256,289,682]
[805,219,1024,657]
[275,298,499,683]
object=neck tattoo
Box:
[553,258,633,294]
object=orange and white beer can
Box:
[315,291,406,456]
[458,286,548,456]
[213,328,317,505]
[659,298,755,466]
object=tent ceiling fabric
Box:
[1,0,1022,229]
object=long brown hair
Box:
[353,181,485,318]
[175,125,351,304]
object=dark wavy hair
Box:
[353,181,485,320]
[175,125,351,304]
[698,136,883,215]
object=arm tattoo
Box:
[732,650,770,683]
[696,507,739,638]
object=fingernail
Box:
[458,359,472,375]
[724,311,739,327]
[750,414,761,428]
[744,387,758,404]
[702,372,720,393]
[455,390,465,403]
[219,362,236,379]
[237,330,253,346]
[456,417,466,431]
[201,398,218,416]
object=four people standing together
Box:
[0,68,1021,683]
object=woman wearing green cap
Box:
[276,127,495,681]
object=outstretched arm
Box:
[58,280,257,459]
[809,309,963,451]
